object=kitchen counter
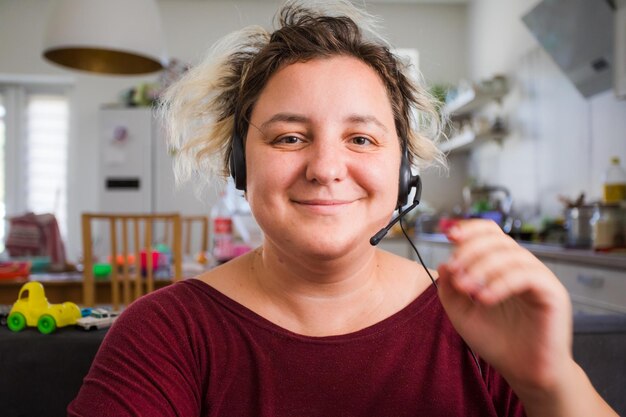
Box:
[414,233,626,271]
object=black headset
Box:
[229,126,247,192]
[229,120,421,209]
[397,145,422,209]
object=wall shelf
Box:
[439,129,508,154]
[439,76,509,153]
[443,84,509,118]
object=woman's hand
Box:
[436,220,618,416]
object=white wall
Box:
[0,0,467,261]
[466,0,626,220]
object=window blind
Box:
[0,87,69,250]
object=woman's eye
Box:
[276,135,302,145]
[351,136,373,146]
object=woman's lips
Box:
[297,199,352,205]
[292,199,355,214]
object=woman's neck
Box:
[248,242,393,336]
[259,238,379,286]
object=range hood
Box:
[522,0,615,98]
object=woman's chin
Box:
[287,234,371,262]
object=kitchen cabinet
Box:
[414,239,452,269]
[544,262,626,315]
[379,237,416,260]
[440,77,509,154]
[379,237,452,266]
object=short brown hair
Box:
[160,0,444,186]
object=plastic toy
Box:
[0,261,31,280]
[108,254,136,267]
[76,308,119,331]
[0,305,10,326]
[6,281,81,334]
[140,250,162,271]
[93,263,112,280]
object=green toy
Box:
[93,263,112,281]
[6,282,81,334]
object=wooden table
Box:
[0,273,172,305]
[0,324,108,416]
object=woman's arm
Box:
[436,219,618,417]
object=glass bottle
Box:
[210,192,234,264]
[603,156,626,204]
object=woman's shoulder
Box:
[113,277,237,337]
[193,251,259,307]
[102,265,271,339]
[125,277,213,311]
[127,251,252,313]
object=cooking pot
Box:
[564,205,594,248]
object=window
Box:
[0,97,5,247]
[0,83,70,251]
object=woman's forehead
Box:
[251,56,395,125]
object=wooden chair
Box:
[184,216,209,258]
[163,215,209,259]
[81,213,183,310]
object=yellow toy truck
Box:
[7,282,81,334]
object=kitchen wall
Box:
[0,0,467,261]
[466,0,626,221]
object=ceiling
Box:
[166,0,469,3]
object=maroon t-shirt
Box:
[68,279,525,417]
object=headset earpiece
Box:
[371,146,423,246]
[230,130,247,191]
[397,145,421,209]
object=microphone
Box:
[370,200,420,246]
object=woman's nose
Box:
[305,140,347,185]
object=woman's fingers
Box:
[445,224,519,290]
[452,248,538,294]
[448,248,521,295]
[471,265,548,305]
[446,218,503,243]
[442,219,558,305]
[446,220,518,270]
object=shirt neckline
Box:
[183,278,439,344]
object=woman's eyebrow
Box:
[260,113,309,129]
[260,112,389,132]
[344,114,388,132]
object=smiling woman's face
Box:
[245,55,401,259]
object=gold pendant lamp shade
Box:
[42,0,167,75]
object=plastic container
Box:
[211,191,234,264]
[603,156,626,204]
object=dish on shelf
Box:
[443,76,508,117]
[439,128,508,153]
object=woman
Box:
[69,2,617,416]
